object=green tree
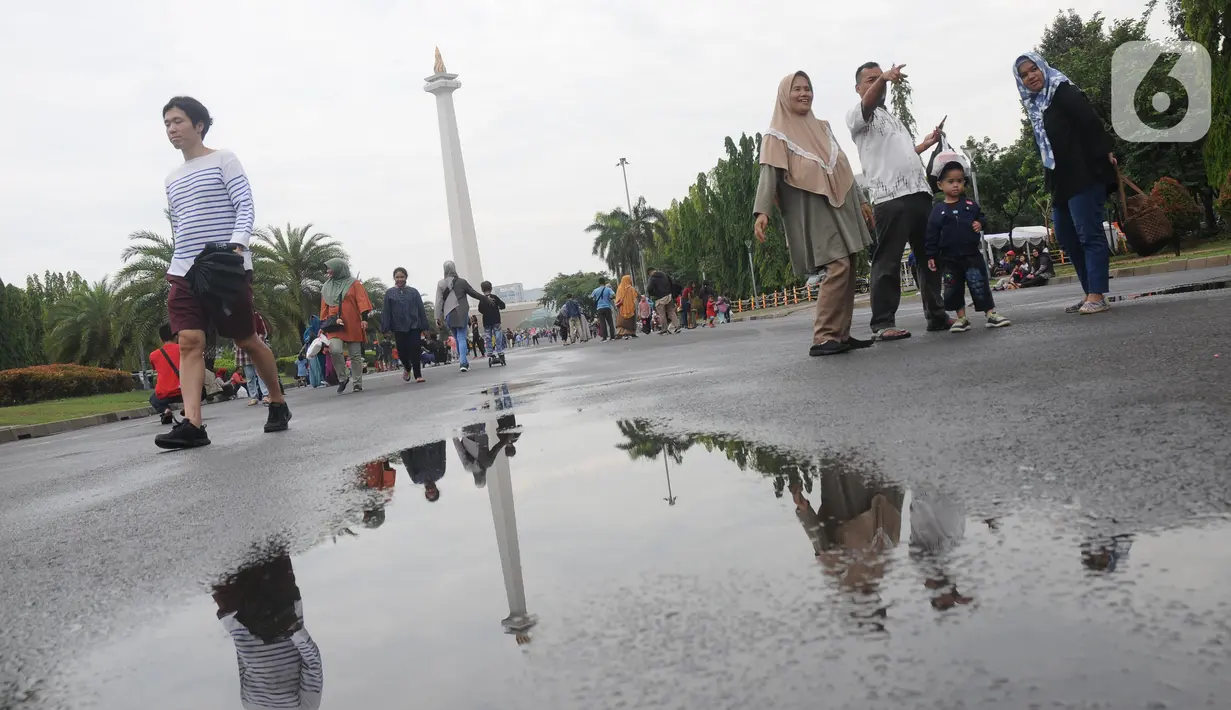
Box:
[114,222,174,351]
[44,278,128,368]
[0,279,45,369]
[646,133,799,298]
[251,224,348,334]
[538,271,609,316]
[586,197,662,284]
[1182,0,1231,189]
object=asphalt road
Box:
[3,266,1229,709]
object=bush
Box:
[0,364,136,406]
[212,355,236,374]
[1151,177,1202,234]
[1217,171,1231,230]
[277,356,300,378]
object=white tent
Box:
[983,226,1049,249]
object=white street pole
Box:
[617,158,646,291]
[745,240,758,307]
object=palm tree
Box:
[46,278,127,367]
[115,213,175,350]
[587,196,662,286]
[251,224,348,333]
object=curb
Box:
[0,406,155,445]
[1050,254,1230,285]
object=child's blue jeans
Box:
[941,255,995,313]
[485,325,506,354]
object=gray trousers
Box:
[328,338,364,386]
[869,192,948,332]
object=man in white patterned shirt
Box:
[846,63,951,341]
[158,96,290,449]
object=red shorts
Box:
[166,274,256,340]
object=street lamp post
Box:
[616,158,646,290]
[746,240,758,307]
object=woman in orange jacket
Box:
[320,258,373,393]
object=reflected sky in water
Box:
[61,402,1231,710]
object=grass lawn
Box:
[1054,242,1231,278]
[0,391,152,428]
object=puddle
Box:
[1108,277,1231,303]
[27,408,1231,709]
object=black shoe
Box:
[337,378,350,394]
[160,411,175,426]
[926,318,956,332]
[843,336,875,350]
[809,340,852,357]
[353,384,363,392]
[264,402,292,433]
[155,419,211,450]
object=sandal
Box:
[416,377,426,383]
[874,328,912,341]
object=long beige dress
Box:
[753,165,872,277]
[753,165,873,345]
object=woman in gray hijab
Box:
[435,261,489,373]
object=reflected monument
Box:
[424,47,485,284]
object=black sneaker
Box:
[160,411,175,426]
[337,378,350,394]
[353,384,363,393]
[264,402,292,433]
[155,419,211,450]
[809,340,852,357]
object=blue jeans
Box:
[243,363,265,399]
[485,325,506,354]
[1053,184,1110,296]
[452,327,470,367]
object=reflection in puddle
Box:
[58,400,1231,710]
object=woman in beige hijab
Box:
[754,71,874,356]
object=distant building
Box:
[493,283,544,305]
[494,283,524,303]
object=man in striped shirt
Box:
[157,96,291,449]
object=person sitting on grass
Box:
[925,161,1012,333]
[149,322,184,426]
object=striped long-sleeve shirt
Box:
[220,601,323,709]
[165,150,255,277]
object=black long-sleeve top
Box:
[1042,82,1116,203]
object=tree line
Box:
[576,2,1229,302]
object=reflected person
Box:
[400,440,448,502]
[212,553,323,709]
[453,423,512,488]
[910,487,973,610]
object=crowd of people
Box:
[552,274,734,344]
[152,49,1116,445]
[753,51,1117,354]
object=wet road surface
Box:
[3,267,1230,709]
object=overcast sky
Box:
[1,0,1166,292]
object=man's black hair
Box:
[158,322,174,342]
[481,280,493,291]
[855,62,881,84]
[598,276,608,285]
[393,266,408,278]
[939,161,967,181]
[162,96,213,138]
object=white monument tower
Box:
[424,48,484,284]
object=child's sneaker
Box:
[950,318,971,333]
[985,312,1012,328]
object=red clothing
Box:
[150,343,182,399]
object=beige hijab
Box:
[760,71,857,207]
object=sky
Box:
[1,0,1168,293]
